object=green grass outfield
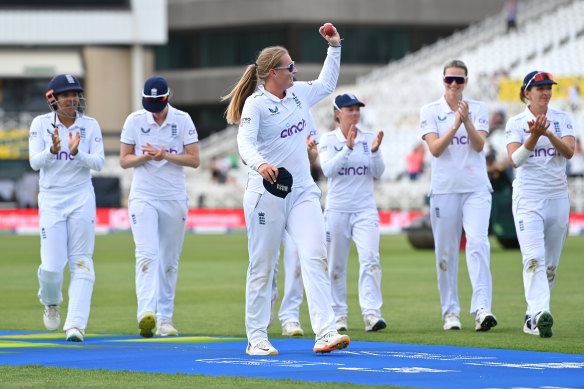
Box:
[1,233,583,388]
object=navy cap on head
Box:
[334,93,365,110]
[522,71,557,91]
[263,167,293,199]
[48,74,83,95]
[142,77,170,113]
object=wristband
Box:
[511,144,532,167]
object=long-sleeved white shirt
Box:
[505,106,574,199]
[237,45,340,193]
[29,112,104,191]
[319,127,385,212]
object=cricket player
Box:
[319,93,386,333]
[223,23,350,356]
[29,74,105,342]
[120,77,200,337]
[271,122,319,337]
[506,71,575,338]
[420,60,498,332]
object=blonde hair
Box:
[222,46,289,124]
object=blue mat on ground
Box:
[1,331,583,388]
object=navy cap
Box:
[334,93,365,110]
[522,71,557,91]
[47,74,83,95]
[263,167,293,199]
[142,77,170,113]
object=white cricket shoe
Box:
[65,327,85,342]
[523,314,539,336]
[138,312,156,338]
[475,308,498,332]
[443,312,461,330]
[246,339,278,356]
[156,319,178,336]
[335,317,348,331]
[282,321,304,336]
[364,314,387,332]
[43,305,60,331]
[313,331,350,353]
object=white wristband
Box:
[511,144,532,167]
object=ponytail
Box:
[222,46,288,125]
[223,64,258,124]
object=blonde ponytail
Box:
[222,46,288,125]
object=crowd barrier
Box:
[2,208,584,235]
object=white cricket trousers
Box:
[430,191,492,318]
[324,208,383,319]
[243,183,336,346]
[129,198,187,322]
[37,185,96,331]
[512,195,569,316]
[277,231,305,325]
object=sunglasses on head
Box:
[142,92,169,103]
[443,76,467,85]
[524,72,554,90]
[273,61,295,73]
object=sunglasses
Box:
[142,92,169,103]
[273,61,295,73]
[443,76,467,85]
[524,72,554,90]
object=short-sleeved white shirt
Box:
[237,45,340,193]
[420,96,492,195]
[319,127,385,212]
[120,105,198,200]
[505,107,574,199]
[29,112,104,192]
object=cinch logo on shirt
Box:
[141,147,178,155]
[55,151,74,160]
[338,165,369,176]
[280,119,306,138]
[530,147,557,158]
[450,135,469,145]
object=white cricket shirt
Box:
[420,96,492,195]
[120,105,199,200]
[237,45,340,193]
[505,106,574,199]
[29,112,104,191]
[319,127,385,212]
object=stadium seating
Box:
[98,0,584,212]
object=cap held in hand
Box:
[263,167,293,199]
